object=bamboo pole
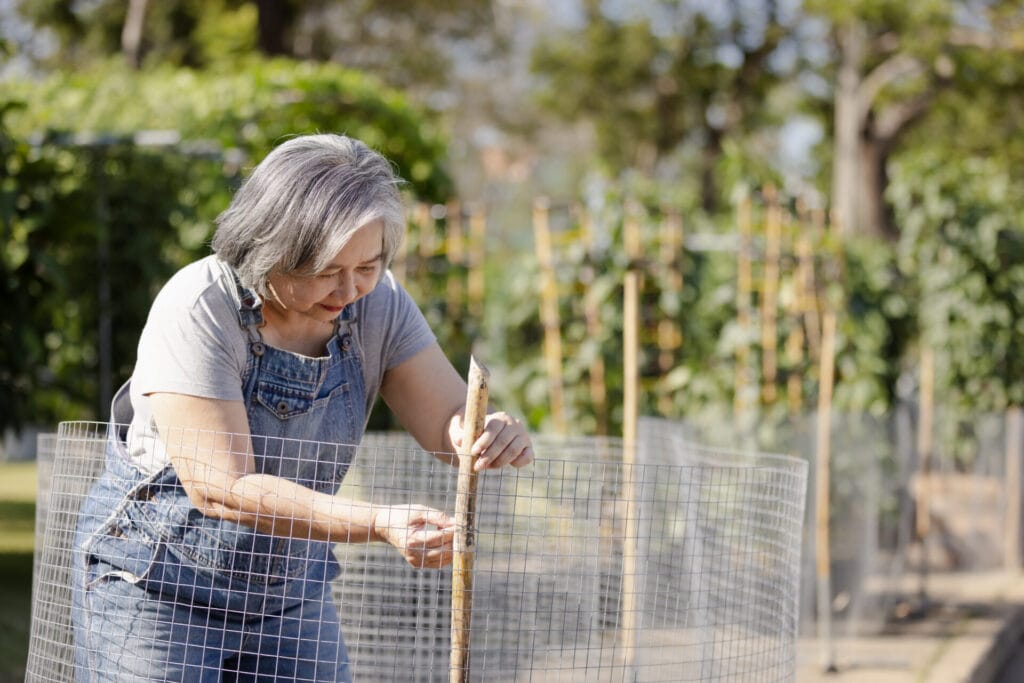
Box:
[418,202,436,260]
[1005,406,1023,571]
[446,201,465,319]
[450,357,490,683]
[815,307,838,674]
[532,197,567,434]
[804,209,825,358]
[761,186,782,405]
[392,204,414,284]
[579,205,609,435]
[620,268,641,673]
[915,345,935,599]
[467,204,487,319]
[788,212,818,415]
[1003,405,1019,573]
[620,205,643,672]
[657,209,684,415]
[784,240,806,416]
[735,194,754,415]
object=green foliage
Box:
[5,59,453,200]
[832,237,914,414]
[0,58,451,433]
[1,108,226,426]
[890,150,1024,410]
[479,180,920,436]
[1,103,66,430]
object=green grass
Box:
[0,461,37,682]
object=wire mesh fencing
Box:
[29,418,807,682]
[672,405,1021,640]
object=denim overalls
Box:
[72,265,364,682]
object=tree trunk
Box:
[831,20,865,237]
[856,132,895,239]
[700,128,723,213]
[255,0,295,56]
[121,0,149,69]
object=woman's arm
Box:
[148,392,454,568]
[381,344,534,471]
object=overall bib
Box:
[72,267,365,682]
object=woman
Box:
[71,133,533,681]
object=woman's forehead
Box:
[322,220,385,268]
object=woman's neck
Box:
[260,302,337,357]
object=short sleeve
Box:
[355,272,436,402]
[131,260,249,402]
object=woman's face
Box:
[267,220,385,324]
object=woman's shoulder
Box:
[151,255,236,316]
[356,271,410,318]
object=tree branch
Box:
[872,90,937,152]
[856,52,926,124]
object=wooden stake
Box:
[467,205,487,319]
[621,267,641,673]
[735,194,754,415]
[1005,406,1023,571]
[620,204,644,673]
[761,187,782,405]
[815,308,838,673]
[803,209,825,359]
[915,345,935,597]
[450,356,490,683]
[657,209,684,415]
[787,220,817,415]
[418,202,436,260]
[533,197,567,434]
[578,205,609,435]
[446,201,465,319]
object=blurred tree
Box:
[17,0,212,68]
[287,1,504,98]
[806,0,1024,238]
[530,0,803,212]
[11,0,501,95]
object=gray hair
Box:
[212,134,406,297]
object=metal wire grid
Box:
[28,420,807,682]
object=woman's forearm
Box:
[195,472,456,570]
[197,473,381,544]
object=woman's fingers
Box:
[472,413,534,471]
[377,504,458,569]
[404,527,454,568]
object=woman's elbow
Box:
[185,484,239,521]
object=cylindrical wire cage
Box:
[29,418,807,682]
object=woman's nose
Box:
[334,272,357,300]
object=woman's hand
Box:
[372,504,456,569]
[448,411,535,472]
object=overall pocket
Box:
[81,516,160,585]
[171,512,312,586]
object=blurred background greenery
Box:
[0,5,1021,439]
[2,0,1022,440]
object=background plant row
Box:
[3,61,1024,439]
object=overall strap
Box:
[216,259,266,355]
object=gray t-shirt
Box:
[125,255,435,472]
